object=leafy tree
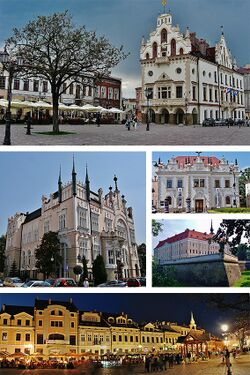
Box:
[9,260,18,277]
[92,254,107,286]
[6,11,127,132]
[239,167,250,206]
[137,243,146,276]
[214,220,250,248]
[0,235,6,273]
[152,260,180,287]
[237,244,249,260]
[35,231,62,279]
[152,220,163,237]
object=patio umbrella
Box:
[81,104,100,112]
[108,107,124,114]
[0,99,8,107]
[32,100,52,109]
[7,352,28,358]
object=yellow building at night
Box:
[0,299,223,357]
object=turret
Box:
[72,156,77,197]
[85,165,90,202]
[114,175,119,192]
[210,220,214,235]
[58,166,62,203]
[189,312,197,330]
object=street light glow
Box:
[221,324,229,332]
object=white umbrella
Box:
[32,100,52,109]
[108,107,124,114]
[58,102,70,110]
[68,104,83,111]
[81,104,99,112]
[0,99,8,107]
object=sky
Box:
[153,151,250,173]
[0,292,244,336]
[0,152,146,243]
[0,0,249,97]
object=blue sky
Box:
[0,152,146,243]
[0,0,249,97]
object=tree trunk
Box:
[52,90,60,133]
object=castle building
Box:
[5,163,140,280]
[140,9,245,124]
[155,154,240,212]
[154,225,231,265]
[0,299,222,357]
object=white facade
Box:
[156,155,240,212]
[140,12,245,124]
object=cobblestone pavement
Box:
[0,356,249,374]
[1,123,250,146]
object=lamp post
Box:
[229,162,238,208]
[0,46,23,145]
[145,87,151,131]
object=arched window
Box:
[161,29,167,43]
[171,39,176,56]
[146,53,150,60]
[225,196,231,205]
[152,42,158,58]
[179,48,184,55]
[51,310,55,315]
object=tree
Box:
[35,231,62,279]
[6,11,127,132]
[152,260,180,287]
[137,243,146,276]
[92,255,107,286]
[239,167,250,206]
[9,260,18,277]
[152,220,163,237]
[214,220,250,247]
[0,235,6,273]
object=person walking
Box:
[96,112,101,127]
[225,349,232,374]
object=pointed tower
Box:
[85,165,90,202]
[210,220,214,235]
[72,156,77,197]
[58,166,62,203]
[114,175,119,192]
[189,312,197,330]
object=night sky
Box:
[0,293,245,337]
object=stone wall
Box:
[158,253,242,286]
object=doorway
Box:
[195,199,204,213]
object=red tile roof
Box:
[155,229,213,249]
[174,156,220,168]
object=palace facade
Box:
[140,11,245,124]
[154,225,231,265]
[0,299,223,357]
[154,154,240,212]
[5,163,140,280]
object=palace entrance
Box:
[195,200,204,213]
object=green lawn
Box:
[233,271,250,287]
[208,208,250,213]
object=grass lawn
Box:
[208,208,250,213]
[34,131,76,136]
[233,271,250,287]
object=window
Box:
[26,320,30,326]
[43,81,48,93]
[158,86,171,99]
[16,333,21,341]
[179,48,184,55]
[79,239,88,259]
[171,39,176,55]
[176,86,183,98]
[226,196,231,205]
[44,220,50,233]
[59,213,66,230]
[105,218,113,232]
[108,87,113,99]
[25,334,31,342]
[161,29,167,43]
[17,319,22,326]
[225,180,230,188]
[214,72,217,83]
[71,322,75,328]
[209,88,213,102]
[114,88,119,100]
[69,83,74,95]
[81,335,85,342]
[203,71,206,77]
[23,79,29,91]
[79,208,88,229]
[0,76,6,89]
[119,335,122,342]
[33,80,39,92]
[13,78,20,90]
[113,335,116,342]
[38,320,42,327]
[130,336,133,342]
[200,179,205,188]
[176,68,182,74]
[215,180,220,188]
[76,85,81,99]
[91,213,99,232]
[152,42,158,58]
[203,86,207,101]
[70,335,76,345]
[215,89,218,102]
[167,180,172,188]
[2,332,7,341]
[3,319,8,325]
[177,179,183,188]
[194,179,199,188]
[192,86,196,101]
[220,73,223,84]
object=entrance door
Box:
[195,200,204,213]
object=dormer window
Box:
[108,317,115,323]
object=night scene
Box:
[0,293,249,374]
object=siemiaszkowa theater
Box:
[0,299,224,358]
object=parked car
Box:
[45,279,55,286]
[51,278,77,287]
[97,280,127,287]
[22,280,52,287]
[225,118,235,126]
[126,278,141,287]
[214,118,227,126]
[138,277,146,286]
[202,118,215,126]
[3,277,24,287]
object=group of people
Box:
[125,115,139,130]
[145,353,182,372]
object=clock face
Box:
[148,71,153,77]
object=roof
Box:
[155,229,213,249]
[24,208,42,223]
[34,299,78,312]
[238,67,250,74]
[173,156,221,168]
[0,305,34,317]
[177,330,210,344]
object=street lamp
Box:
[0,46,23,145]
[145,87,151,131]
[229,162,238,208]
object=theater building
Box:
[155,154,240,212]
[0,299,222,357]
[5,163,140,280]
[154,225,231,265]
[140,10,245,124]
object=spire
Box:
[210,220,214,235]
[190,311,197,330]
[58,166,62,203]
[114,175,119,192]
[161,0,167,13]
[220,25,224,36]
[185,26,190,39]
[72,155,77,197]
[85,164,90,202]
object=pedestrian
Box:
[96,112,101,127]
[133,115,138,130]
[225,349,232,374]
[83,278,89,287]
[187,352,191,364]
[25,112,32,135]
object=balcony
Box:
[46,340,69,345]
